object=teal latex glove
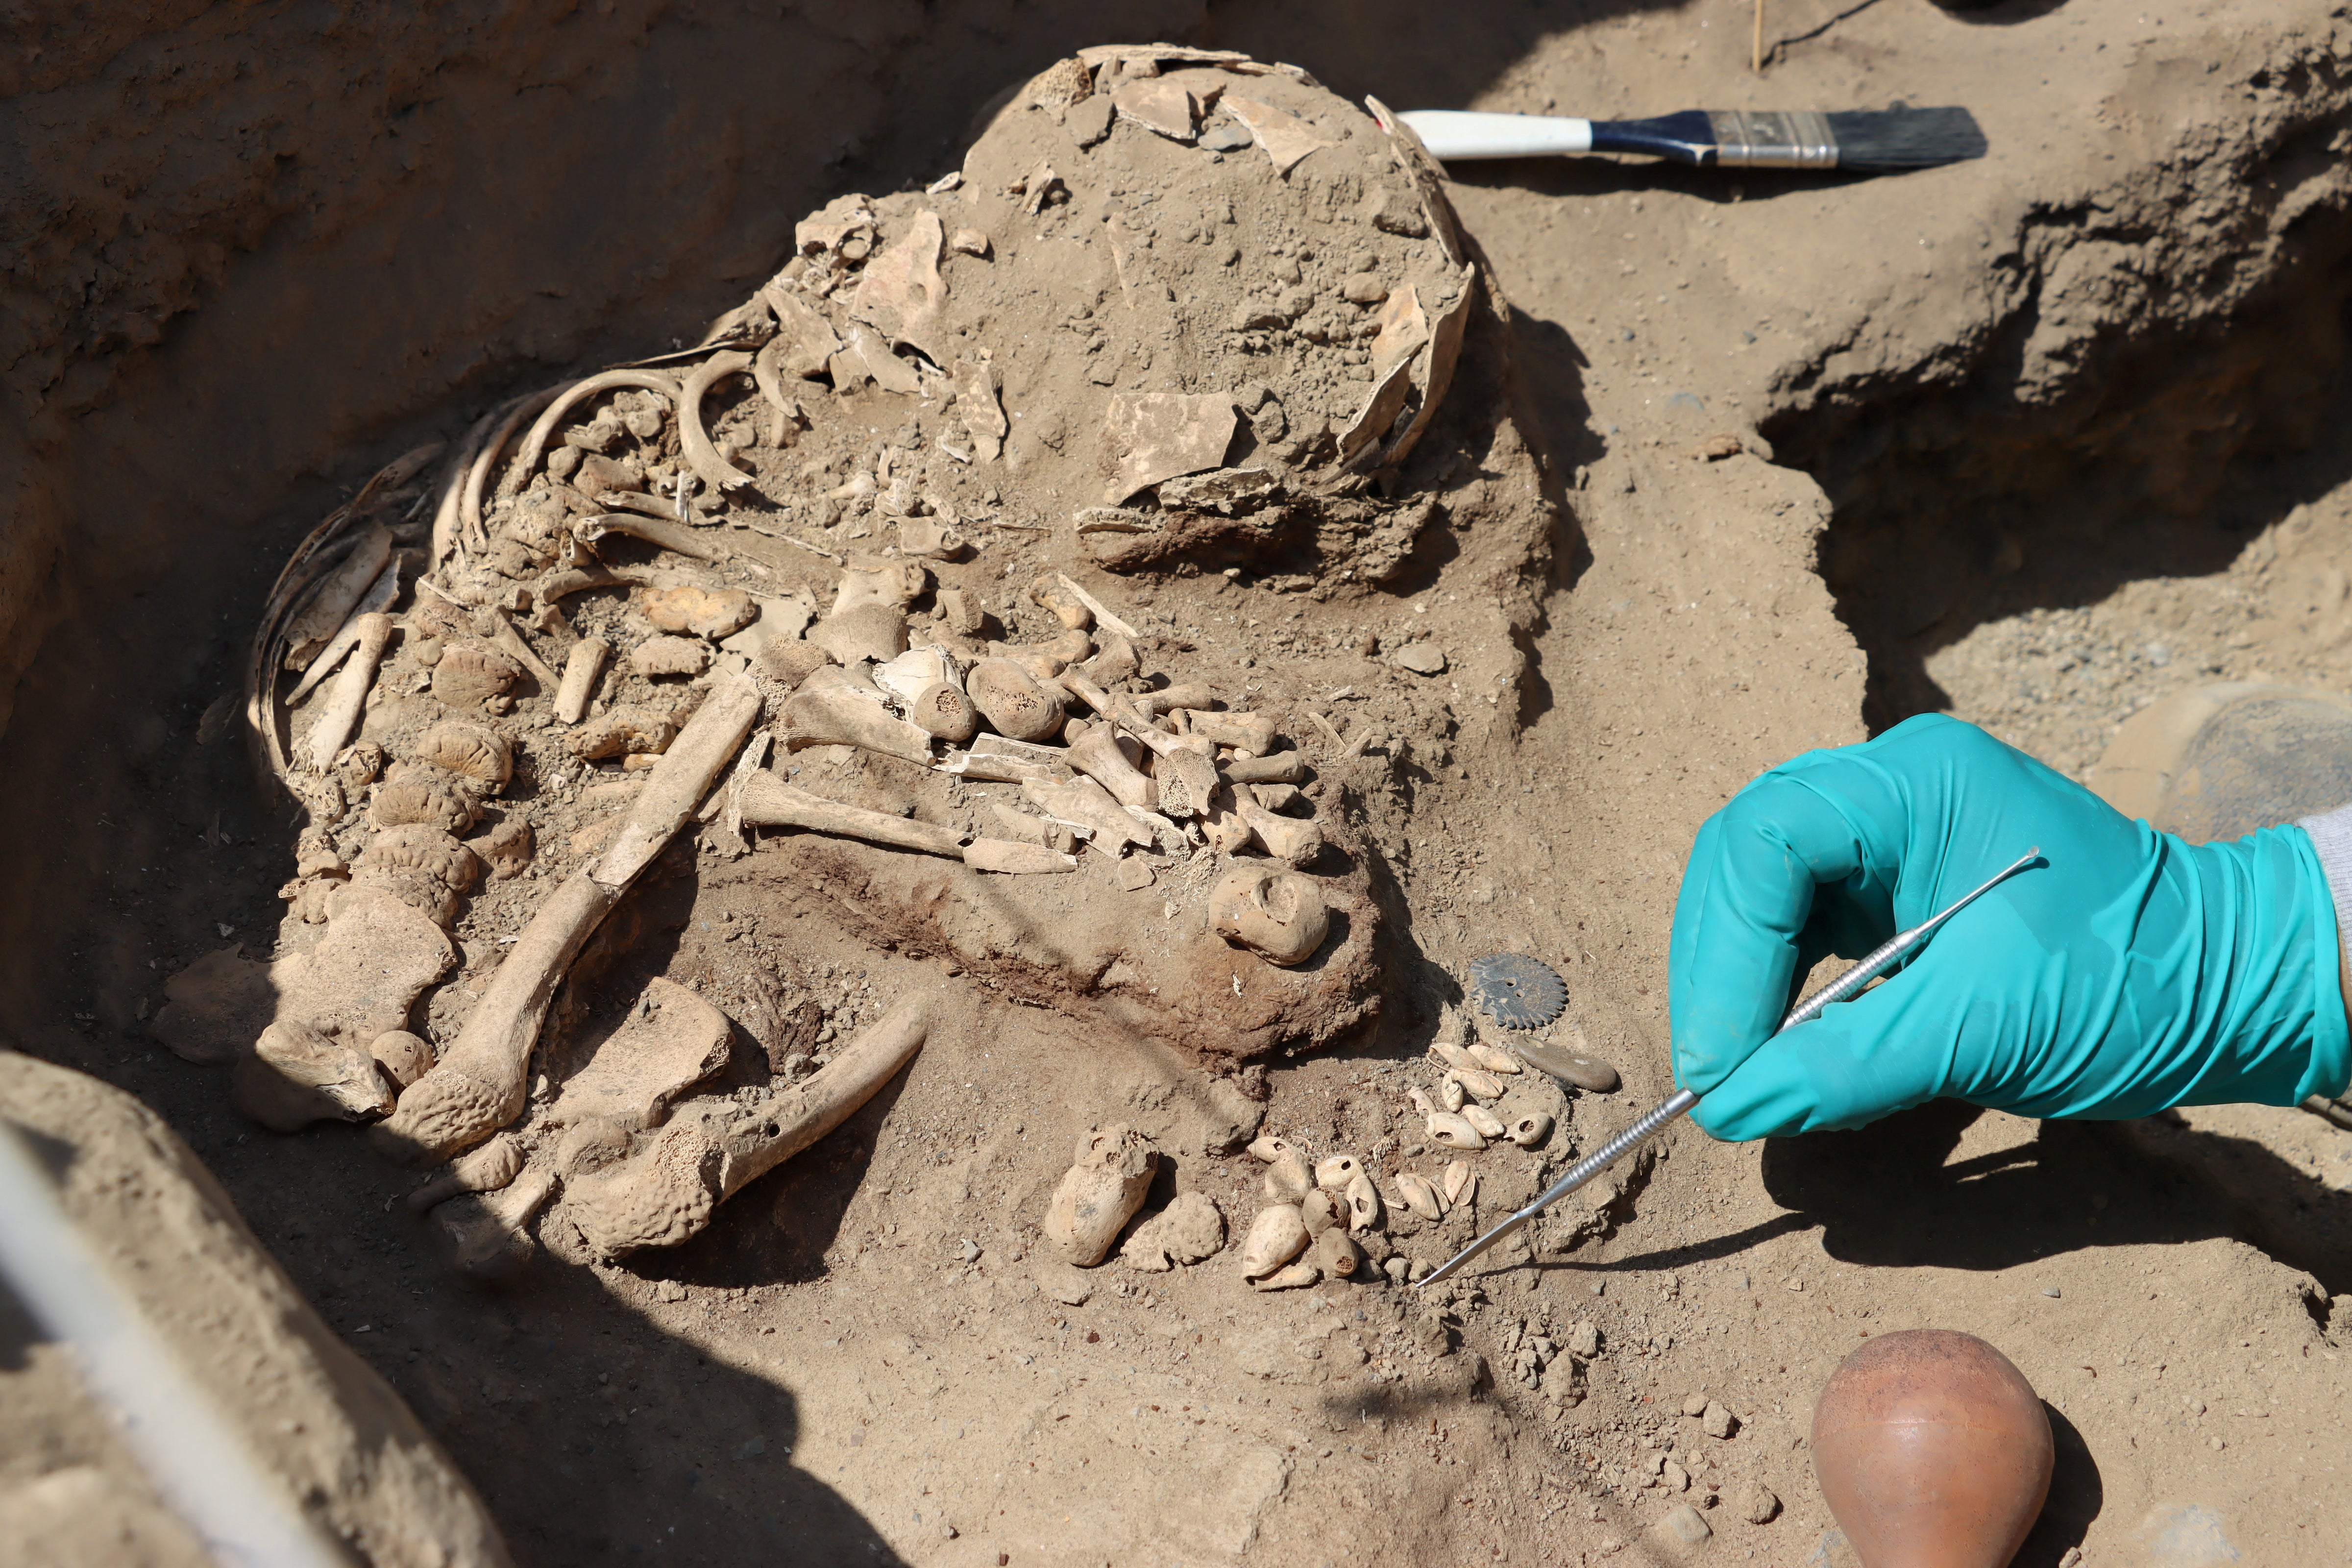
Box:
[1669,714,2352,1141]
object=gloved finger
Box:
[1669,771,1900,1095]
[1687,934,2000,1140]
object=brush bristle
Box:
[1824,107,1987,171]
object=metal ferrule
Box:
[1706,109,1838,169]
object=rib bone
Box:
[301,613,393,773]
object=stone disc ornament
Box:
[1468,953,1566,1030]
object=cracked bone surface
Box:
[565,994,929,1259]
[372,675,761,1163]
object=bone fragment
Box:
[286,559,402,705]
[1044,1125,1159,1267]
[566,995,929,1258]
[964,838,1078,874]
[1021,775,1154,853]
[1141,683,1219,716]
[737,772,965,858]
[486,606,560,687]
[966,658,1065,742]
[1222,752,1308,785]
[1236,797,1323,864]
[1183,710,1277,755]
[1254,1260,1320,1292]
[404,1134,524,1213]
[1239,1205,1309,1279]
[284,528,394,670]
[781,666,936,764]
[430,1164,558,1279]
[1029,576,1092,631]
[679,350,760,494]
[1299,1189,1343,1235]
[1066,727,1155,809]
[301,612,394,773]
[373,676,760,1162]
[1310,1227,1364,1281]
[555,638,609,724]
[935,734,1074,783]
[1053,573,1141,639]
[370,1029,436,1088]
[750,335,803,447]
[232,1020,397,1133]
[502,370,680,500]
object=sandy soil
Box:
[6,4,2352,1568]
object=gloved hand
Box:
[1668,714,2352,1140]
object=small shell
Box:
[1443,1161,1476,1208]
[1299,1189,1343,1236]
[1510,1112,1555,1150]
[1431,1041,1476,1072]
[1314,1154,1363,1193]
[1408,1087,1435,1116]
[1461,1104,1506,1140]
[1261,1151,1314,1202]
[1452,1068,1507,1102]
[1394,1172,1445,1224]
[1240,1205,1310,1278]
[1309,1227,1364,1281]
[1253,1260,1321,1292]
[1428,1113,1486,1151]
[414,722,513,793]
[1247,1135,1297,1163]
[1467,1044,1522,1075]
[1439,1077,1468,1113]
[1345,1171,1383,1233]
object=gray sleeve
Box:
[2297,802,2352,970]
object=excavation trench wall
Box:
[1757,31,2352,726]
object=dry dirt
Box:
[7,5,2352,1568]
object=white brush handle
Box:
[1397,110,1594,160]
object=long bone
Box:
[567,995,930,1258]
[372,674,762,1163]
[736,772,966,857]
[301,612,393,773]
[1059,669,1219,818]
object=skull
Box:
[1209,867,1330,967]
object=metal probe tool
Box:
[1417,847,2041,1287]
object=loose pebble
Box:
[1703,1400,1737,1440]
[1681,1393,1709,1418]
[1741,1484,1781,1525]
[1659,1503,1711,1545]
[2042,1285,2062,1298]
[1392,641,1447,676]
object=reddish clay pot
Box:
[1812,1329,2053,1568]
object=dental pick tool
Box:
[1417,847,2041,1287]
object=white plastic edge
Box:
[0,1121,349,1568]
[1395,110,1595,160]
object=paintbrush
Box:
[1397,107,1986,173]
